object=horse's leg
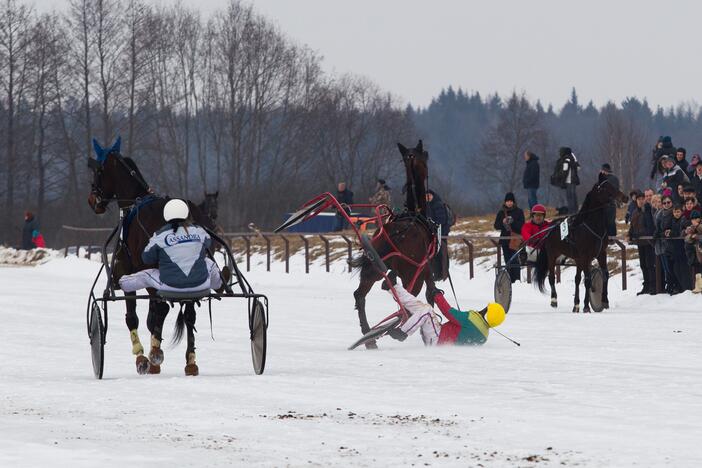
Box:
[353,266,378,349]
[548,258,558,308]
[125,292,149,374]
[573,267,581,313]
[583,265,592,313]
[183,302,199,376]
[146,299,170,373]
[598,252,610,309]
[421,266,437,306]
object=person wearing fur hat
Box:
[493,192,525,282]
[369,178,392,208]
[650,136,676,181]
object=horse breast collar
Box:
[122,194,159,241]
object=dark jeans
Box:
[500,243,520,283]
[334,214,347,231]
[672,255,692,291]
[565,184,578,214]
[526,188,538,209]
[660,255,679,292]
[637,244,655,293]
[432,239,450,281]
[606,204,617,236]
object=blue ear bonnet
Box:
[92,136,121,165]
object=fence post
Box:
[64,246,69,257]
[462,237,474,279]
[243,236,251,272]
[490,239,501,268]
[281,235,290,274]
[75,245,80,258]
[299,235,310,274]
[319,235,330,272]
[614,239,627,291]
[261,235,271,272]
[341,235,354,273]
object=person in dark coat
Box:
[650,135,676,180]
[660,156,689,204]
[690,163,702,201]
[675,147,689,174]
[334,182,354,231]
[599,164,620,237]
[628,191,656,295]
[21,211,39,250]
[668,205,692,291]
[522,151,540,209]
[493,192,525,283]
[555,147,580,214]
[426,190,451,280]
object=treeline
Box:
[0,0,413,245]
[412,87,702,212]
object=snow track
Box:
[1,255,700,467]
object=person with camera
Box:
[493,192,525,283]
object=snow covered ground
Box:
[1,253,701,467]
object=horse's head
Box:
[397,140,429,180]
[203,191,219,220]
[87,137,148,214]
[592,175,628,206]
[397,140,429,213]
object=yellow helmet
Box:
[485,303,506,328]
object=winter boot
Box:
[692,274,702,294]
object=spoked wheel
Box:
[249,299,267,375]
[589,267,605,313]
[494,268,513,313]
[89,299,106,379]
[348,316,402,350]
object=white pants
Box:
[119,258,222,293]
[392,285,440,346]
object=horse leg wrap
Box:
[130,329,144,356]
[149,335,164,366]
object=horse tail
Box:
[349,238,392,273]
[348,254,368,271]
[533,247,549,293]
[171,308,185,345]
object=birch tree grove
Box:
[0,0,414,245]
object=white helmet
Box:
[164,199,189,222]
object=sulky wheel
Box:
[249,299,267,375]
[494,268,513,313]
[589,267,605,313]
[89,299,106,379]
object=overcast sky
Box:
[32,0,702,110]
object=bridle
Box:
[90,152,151,210]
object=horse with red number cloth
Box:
[276,140,440,349]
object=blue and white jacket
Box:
[142,224,212,288]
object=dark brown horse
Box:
[88,137,216,375]
[533,177,627,312]
[351,140,438,348]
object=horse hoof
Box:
[583,307,591,313]
[149,347,164,366]
[148,364,161,375]
[550,300,557,308]
[572,305,579,313]
[185,363,199,376]
[364,340,378,350]
[603,302,610,309]
[136,355,150,375]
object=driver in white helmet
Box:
[119,199,223,293]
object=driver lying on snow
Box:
[119,199,223,294]
[385,280,506,345]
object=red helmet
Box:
[531,204,547,215]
